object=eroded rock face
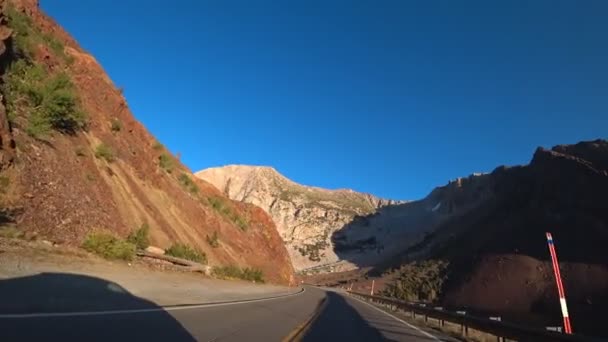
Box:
[196,165,401,271]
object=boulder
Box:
[145,245,165,255]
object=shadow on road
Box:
[0,272,195,341]
[302,292,384,341]
[302,291,437,341]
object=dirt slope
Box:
[0,0,293,285]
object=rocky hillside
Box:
[374,139,608,337]
[196,165,401,271]
[328,171,496,272]
[0,0,293,285]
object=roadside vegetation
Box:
[110,118,122,132]
[207,196,248,230]
[82,232,136,261]
[4,60,86,137]
[158,153,174,173]
[127,223,150,250]
[165,243,206,264]
[3,5,85,138]
[206,231,220,248]
[212,265,264,283]
[94,143,114,162]
[381,260,449,303]
[178,173,199,195]
[5,4,71,61]
[152,140,164,150]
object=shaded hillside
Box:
[329,171,494,272]
[0,0,293,284]
[196,165,402,271]
[375,139,608,337]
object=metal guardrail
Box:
[348,291,604,342]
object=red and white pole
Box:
[370,280,375,296]
[546,232,573,334]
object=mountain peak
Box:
[196,164,399,271]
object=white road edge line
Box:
[347,294,441,341]
[0,287,305,319]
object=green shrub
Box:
[127,223,150,250]
[208,196,224,211]
[110,118,122,132]
[206,231,219,248]
[152,141,164,150]
[165,243,206,264]
[44,35,65,57]
[234,216,248,231]
[158,153,174,173]
[82,232,136,261]
[297,239,329,262]
[212,265,264,283]
[382,260,449,303]
[207,196,248,231]
[6,4,69,61]
[178,173,199,195]
[95,143,114,162]
[241,267,264,283]
[3,60,86,137]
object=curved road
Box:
[0,286,445,341]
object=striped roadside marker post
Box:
[546,232,573,334]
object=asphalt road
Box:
[0,286,444,341]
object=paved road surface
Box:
[0,286,445,341]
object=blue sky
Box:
[42,1,607,200]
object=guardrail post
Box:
[461,323,468,337]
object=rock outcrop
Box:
[196,165,401,271]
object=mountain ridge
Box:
[196,164,404,271]
[201,164,404,200]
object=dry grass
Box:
[165,243,206,264]
[82,232,136,261]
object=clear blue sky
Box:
[42,1,607,200]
